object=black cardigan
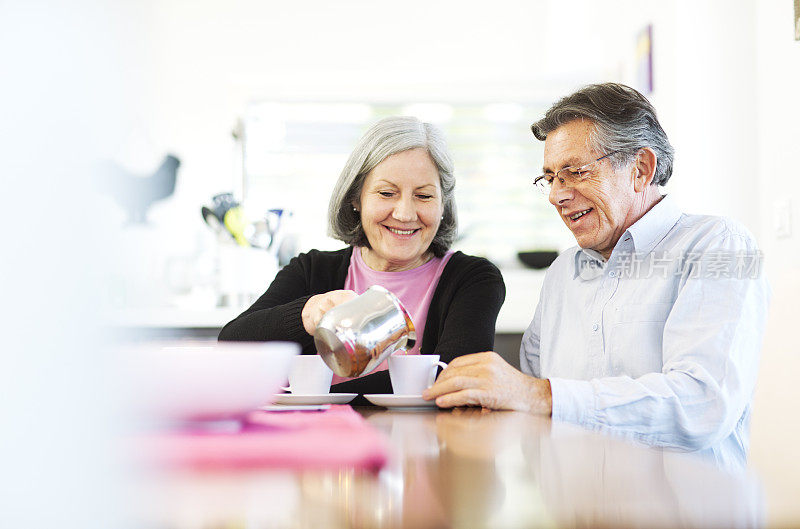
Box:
[219,247,505,398]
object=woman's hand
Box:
[301,290,358,336]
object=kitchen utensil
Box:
[222,205,250,246]
[314,285,416,378]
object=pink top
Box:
[332,247,454,384]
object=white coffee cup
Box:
[388,354,448,395]
[281,355,333,395]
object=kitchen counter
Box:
[112,268,546,335]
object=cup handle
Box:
[437,361,448,370]
[433,361,448,381]
[280,385,291,392]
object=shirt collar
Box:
[624,194,683,255]
[572,194,683,276]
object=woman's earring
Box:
[353,207,359,213]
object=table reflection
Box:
[364,408,763,529]
[523,422,764,529]
[142,408,763,528]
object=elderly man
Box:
[423,83,769,469]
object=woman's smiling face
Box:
[356,148,443,272]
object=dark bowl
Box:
[517,250,559,269]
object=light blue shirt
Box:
[520,195,769,470]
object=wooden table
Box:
[138,406,772,528]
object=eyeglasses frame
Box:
[533,150,621,194]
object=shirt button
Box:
[609,271,616,277]
[592,323,599,331]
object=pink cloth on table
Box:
[334,247,454,384]
[139,405,388,471]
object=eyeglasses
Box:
[533,151,619,194]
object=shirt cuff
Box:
[548,377,596,425]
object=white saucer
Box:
[260,404,330,412]
[364,394,438,410]
[272,393,357,406]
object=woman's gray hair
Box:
[531,83,675,186]
[328,116,457,257]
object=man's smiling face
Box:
[543,119,640,259]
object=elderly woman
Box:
[219,116,505,397]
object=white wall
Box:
[756,0,800,278]
[113,0,770,314]
[124,0,582,237]
[114,0,598,308]
[124,0,764,233]
[655,1,759,231]
[749,2,800,522]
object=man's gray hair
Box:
[328,116,457,257]
[531,83,675,186]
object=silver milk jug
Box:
[314,285,416,378]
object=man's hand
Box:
[422,352,553,415]
[301,290,358,336]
